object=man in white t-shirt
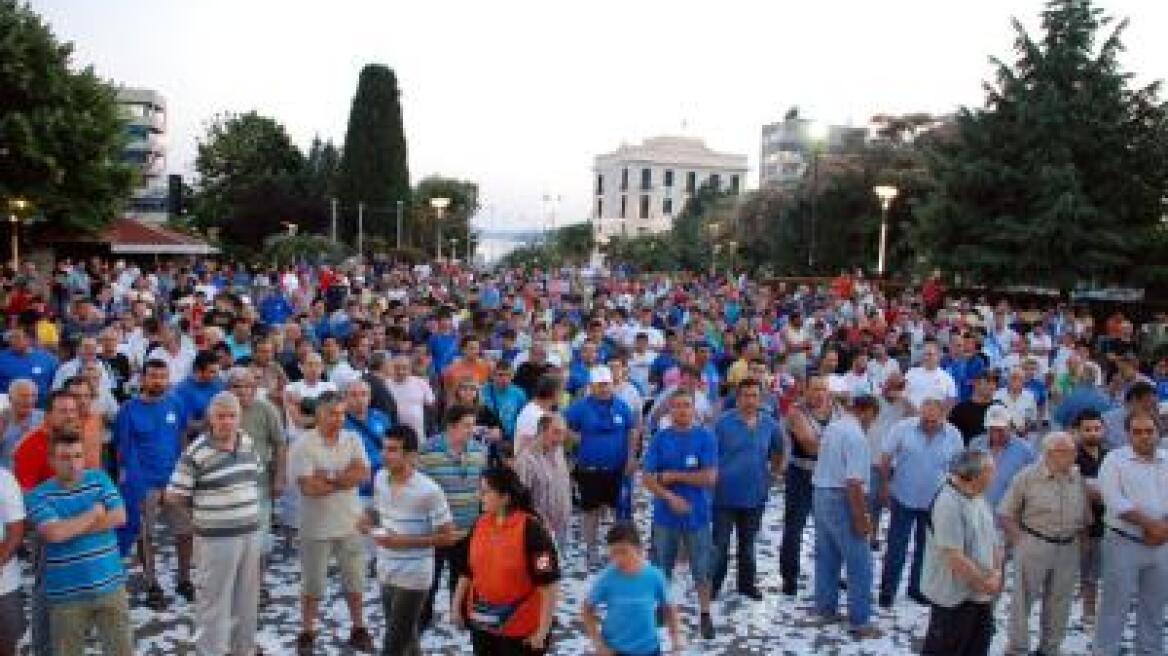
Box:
[515,375,561,454]
[384,355,435,440]
[0,466,25,653]
[904,342,957,411]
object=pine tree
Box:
[337,64,411,243]
[913,0,1168,289]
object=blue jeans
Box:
[866,466,883,541]
[813,488,873,627]
[711,506,764,595]
[880,498,929,602]
[779,465,814,585]
[652,523,712,585]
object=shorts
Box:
[140,488,194,537]
[301,534,367,598]
[652,524,712,585]
[1080,534,1102,584]
[573,468,622,511]
[0,590,26,648]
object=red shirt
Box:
[12,426,52,492]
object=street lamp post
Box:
[806,122,827,271]
[429,197,450,259]
[395,200,404,249]
[8,199,28,271]
[873,185,900,277]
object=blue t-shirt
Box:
[0,347,59,403]
[428,332,458,374]
[588,562,669,655]
[26,470,126,602]
[259,293,294,326]
[481,383,527,440]
[172,376,227,423]
[565,396,636,470]
[114,394,189,488]
[345,409,391,497]
[642,425,718,530]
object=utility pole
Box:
[357,202,365,255]
[330,197,338,243]
[395,200,403,249]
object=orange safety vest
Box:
[465,511,544,638]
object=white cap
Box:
[589,365,614,384]
[984,404,1011,429]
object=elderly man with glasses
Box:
[997,431,1089,656]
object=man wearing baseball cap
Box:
[564,365,639,568]
[969,405,1035,508]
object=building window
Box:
[663,197,673,215]
[641,168,652,190]
[686,171,696,192]
[709,174,721,191]
[596,174,604,195]
[596,199,603,218]
[730,174,740,194]
[639,195,650,219]
[664,169,674,187]
[620,195,627,219]
[620,168,628,191]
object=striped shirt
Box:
[25,470,126,602]
[167,433,261,538]
[372,469,453,590]
[418,435,486,531]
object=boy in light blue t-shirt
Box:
[582,522,683,656]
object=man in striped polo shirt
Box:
[25,429,132,655]
[364,424,456,655]
[166,391,262,656]
[417,404,487,632]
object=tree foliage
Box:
[411,176,479,255]
[602,234,678,272]
[0,0,133,231]
[912,0,1168,288]
[337,64,411,243]
[191,111,326,248]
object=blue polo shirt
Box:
[345,408,391,497]
[642,425,717,530]
[0,347,58,402]
[712,410,782,508]
[969,434,1036,507]
[946,355,988,402]
[259,293,294,326]
[564,395,636,470]
[882,418,964,510]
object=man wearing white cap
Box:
[565,365,639,568]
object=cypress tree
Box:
[337,64,411,243]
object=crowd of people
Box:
[0,256,1165,655]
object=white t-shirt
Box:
[904,366,957,409]
[385,377,435,439]
[283,379,338,443]
[0,468,25,594]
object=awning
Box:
[105,218,219,255]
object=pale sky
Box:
[28,0,1168,231]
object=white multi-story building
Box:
[117,87,168,223]
[591,136,748,240]
[759,116,868,187]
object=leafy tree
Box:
[337,64,411,243]
[913,0,1168,288]
[191,111,322,247]
[602,234,678,272]
[411,176,479,255]
[550,222,595,262]
[0,0,133,230]
[305,136,341,200]
[670,182,738,271]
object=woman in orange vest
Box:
[451,467,560,655]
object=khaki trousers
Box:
[1006,533,1079,656]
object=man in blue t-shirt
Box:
[582,522,683,656]
[172,351,226,435]
[642,389,718,640]
[343,378,391,499]
[26,430,133,655]
[426,311,459,377]
[565,366,638,568]
[0,327,58,404]
[113,358,193,609]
